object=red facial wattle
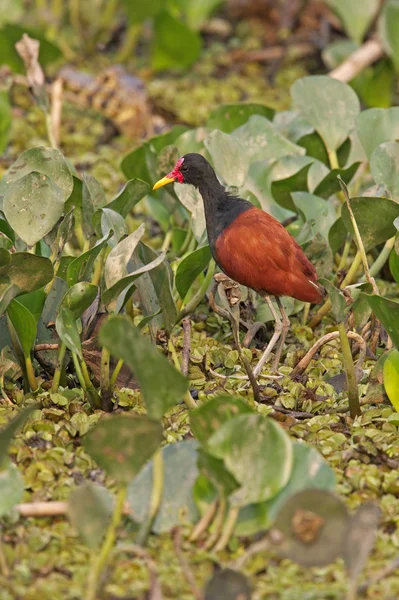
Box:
[169,157,185,183]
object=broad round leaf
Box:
[291,76,360,152]
[365,294,399,350]
[190,395,253,446]
[84,413,163,485]
[174,183,205,241]
[0,460,24,517]
[56,306,82,359]
[67,232,111,287]
[341,196,399,252]
[175,245,212,299]
[380,0,399,72]
[99,316,188,419]
[151,12,201,71]
[326,0,379,45]
[383,348,399,410]
[356,107,399,158]
[319,278,347,324]
[68,482,113,548]
[3,171,65,246]
[206,414,293,507]
[127,440,199,533]
[92,208,127,249]
[370,141,399,200]
[205,130,249,187]
[0,147,73,199]
[207,103,274,133]
[104,224,145,290]
[61,282,98,319]
[107,179,149,217]
[271,489,349,567]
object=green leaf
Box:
[190,395,253,446]
[0,91,11,154]
[3,171,65,247]
[127,440,199,533]
[328,217,348,254]
[0,0,23,27]
[364,294,399,349]
[0,24,62,73]
[197,450,239,499]
[234,115,304,162]
[99,316,189,419]
[7,299,37,357]
[83,413,163,485]
[206,414,293,507]
[0,147,73,200]
[0,283,20,317]
[179,0,222,30]
[207,103,274,133]
[271,489,348,567]
[82,173,106,238]
[68,482,113,548]
[271,164,311,212]
[291,76,360,152]
[236,443,336,537]
[106,179,149,218]
[205,130,249,187]
[17,289,45,323]
[66,232,111,287]
[325,0,379,44]
[319,278,347,323]
[174,182,206,241]
[175,245,212,299]
[151,12,201,71]
[389,247,399,284]
[55,306,82,358]
[0,252,53,295]
[370,142,399,200]
[61,282,98,318]
[341,196,399,252]
[49,208,74,262]
[379,0,399,72]
[342,503,381,582]
[0,460,24,517]
[297,132,329,166]
[0,406,35,464]
[92,208,127,249]
[291,193,337,240]
[204,569,251,600]
[313,162,360,199]
[122,0,163,23]
[355,107,399,158]
[384,349,399,410]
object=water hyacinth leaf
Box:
[127,440,199,533]
[291,76,360,152]
[0,24,62,73]
[205,130,249,187]
[207,103,274,133]
[0,146,72,200]
[0,460,24,517]
[271,489,348,567]
[328,217,348,254]
[204,569,252,600]
[67,232,111,287]
[379,0,399,72]
[17,289,45,324]
[365,294,399,349]
[389,248,399,284]
[122,0,163,23]
[0,253,53,295]
[174,182,206,241]
[61,282,98,319]
[198,450,239,499]
[99,316,188,419]
[92,208,128,249]
[233,115,304,162]
[0,283,19,317]
[49,208,74,262]
[3,171,65,246]
[313,162,360,199]
[7,299,37,357]
[236,443,336,537]
[0,406,35,464]
[383,349,399,410]
[342,502,381,583]
[0,248,10,268]
[176,245,212,299]
[183,0,223,30]
[326,0,379,45]
[206,414,293,507]
[151,11,201,71]
[68,482,113,548]
[56,306,82,358]
[355,107,399,158]
[82,173,106,238]
[84,413,163,485]
[341,196,399,252]
[271,164,311,212]
[0,90,11,154]
[190,395,253,446]
[106,179,149,217]
[292,193,337,240]
[319,278,347,323]
[297,131,329,166]
[304,234,334,279]
[370,142,399,200]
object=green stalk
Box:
[25,356,39,392]
[100,347,110,394]
[115,23,141,63]
[135,449,164,546]
[363,236,395,280]
[178,223,193,257]
[335,235,352,276]
[0,375,10,402]
[0,533,9,577]
[85,486,127,600]
[45,112,58,150]
[338,322,361,419]
[110,358,124,393]
[167,338,197,409]
[177,259,216,321]
[52,342,67,393]
[204,497,227,550]
[72,353,87,390]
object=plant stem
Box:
[100,347,110,394]
[328,150,339,170]
[346,579,358,600]
[52,342,67,393]
[25,356,39,392]
[85,486,127,600]
[91,248,107,286]
[135,449,164,546]
[72,353,87,390]
[115,23,141,63]
[213,506,240,552]
[338,322,361,418]
[0,375,10,402]
[363,236,395,280]
[189,500,218,542]
[45,111,58,150]
[335,235,352,276]
[110,358,124,392]
[177,259,216,321]
[0,533,9,577]
[204,497,226,550]
[167,338,197,409]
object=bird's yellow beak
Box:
[152,175,175,190]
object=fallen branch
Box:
[329,38,384,83]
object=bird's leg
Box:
[253,295,282,377]
[271,297,290,372]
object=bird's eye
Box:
[180,165,187,172]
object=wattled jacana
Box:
[153,153,324,374]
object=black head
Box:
[153,153,218,190]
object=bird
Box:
[153,153,324,374]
